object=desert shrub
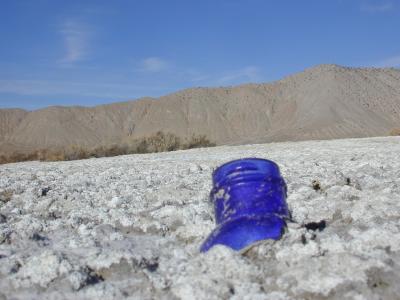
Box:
[63,145,91,161]
[0,148,61,164]
[0,154,11,164]
[389,128,400,136]
[183,134,216,149]
[24,152,38,161]
[37,149,65,162]
[0,189,13,203]
[151,131,181,152]
[134,139,150,154]
[7,152,38,163]
[7,152,22,163]
[37,146,89,162]
[104,144,128,157]
[89,146,107,158]
[133,131,181,153]
[161,132,182,151]
[0,131,215,164]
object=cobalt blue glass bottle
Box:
[200,158,290,252]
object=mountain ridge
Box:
[1,64,400,154]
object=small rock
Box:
[0,214,6,224]
[31,232,45,240]
[108,196,123,208]
[0,230,11,244]
[304,220,326,232]
[69,267,104,290]
[30,233,50,246]
[139,257,159,272]
[9,261,21,274]
[311,180,321,191]
[41,187,51,197]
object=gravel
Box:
[0,136,400,299]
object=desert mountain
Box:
[1,64,400,154]
[0,109,28,141]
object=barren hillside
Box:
[1,64,400,154]
[0,109,28,142]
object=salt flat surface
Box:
[1,137,400,300]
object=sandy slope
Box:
[0,109,27,142]
[1,137,400,299]
[1,65,400,154]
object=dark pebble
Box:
[304,220,326,231]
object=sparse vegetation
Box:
[0,152,39,165]
[0,132,216,164]
[134,131,182,153]
[389,128,400,136]
[183,134,216,149]
[0,189,13,203]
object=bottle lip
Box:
[200,214,287,252]
[212,158,282,186]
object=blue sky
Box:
[1,0,400,110]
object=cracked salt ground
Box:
[0,136,400,299]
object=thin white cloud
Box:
[140,57,169,72]
[0,79,166,98]
[375,55,400,68]
[59,20,90,64]
[361,2,393,12]
[190,74,211,83]
[216,66,260,85]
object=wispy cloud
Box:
[190,74,211,83]
[361,2,393,12]
[216,66,260,85]
[59,20,90,64]
[140,57,169,72]
[374,54,400,68]
[0,79,166,98]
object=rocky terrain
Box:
[1,64,400,156]
[1,136,400,299]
